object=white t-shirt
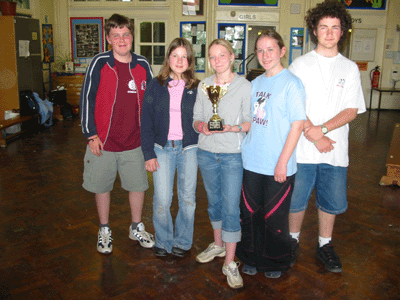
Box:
[289,50,366,167]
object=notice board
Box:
[350,29,377,62]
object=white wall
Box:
[49,0,400,109]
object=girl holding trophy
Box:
[193,39,252,289]
[236,29,306,279]
[141,38,200,258]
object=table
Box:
[52,73,85,106]
[369,87,400,110]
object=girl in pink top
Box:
[141,38,200,257]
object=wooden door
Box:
[0,16,19,120]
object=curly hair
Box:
[157,38,199,90]
[306,0,352,49]
[105,14,134,37]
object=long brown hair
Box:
[157,38,199,90]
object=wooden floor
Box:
[0,110,399,299]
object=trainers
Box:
[316,242,342,273]
[264,271,282,278]
[129,222,155,248]
[222,261,243,289]
[196,242,226,263]
[97,227,113,254]
[290,238,299,267]
[242,264,257,276]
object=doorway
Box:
[245,25,276,79]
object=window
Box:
[139,21,166,65]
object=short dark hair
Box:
[105,14,134,37]
[157,38,199,90]
[254,28,285,52]
[306,0,352,49]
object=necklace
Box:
[214,73,234,85]
[316,52,337,91]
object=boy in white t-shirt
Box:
[288,0,366,273]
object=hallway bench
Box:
[0,114,39,147]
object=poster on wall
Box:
[289,28,304,65]
[70,17,104,59]
[180,22,206,72]
[17,0,30,9]
[183,0,204,16]
[350,29,377,62]
[218,0,278,6]
[218,23,246,75]
[42,24,54,63]
[342,0,386,10]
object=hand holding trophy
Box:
[201,83,228,131]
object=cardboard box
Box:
[380,123,400,186]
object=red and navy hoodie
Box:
[80,50,153,146]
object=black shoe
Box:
[171,247,187,257]
[290,239,299,267]
[154,247,168,257]
[316,242,342,273]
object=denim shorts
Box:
[290,163,348,215]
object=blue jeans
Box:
[197,149,242,243]
[152,141,198,252]
[290,163,348,215]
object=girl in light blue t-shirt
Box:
[236,29,306,279]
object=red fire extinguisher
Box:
[370,66,380,88]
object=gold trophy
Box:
[201,83,228,131]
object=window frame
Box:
[136,19,168,68]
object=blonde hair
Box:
[207,38,235,72]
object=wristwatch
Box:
[321,125,328,134]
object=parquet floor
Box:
[0,110,399,299]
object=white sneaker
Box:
[129,222,155,248]
[196,242,226,263]
[97,227,113,254]
[222,261,243,289]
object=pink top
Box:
[167,79,185,141]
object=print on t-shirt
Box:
[336,78,345,88]
[253,92,271,126]
[128,80,137,93]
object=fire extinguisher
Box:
[370,66,380,88]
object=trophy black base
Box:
[208,120,223,131]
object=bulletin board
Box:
[180,22,207,72]
[70,17,104,59]
[289,27,304,65]
[350,29,377,62]
[218,23,246,75]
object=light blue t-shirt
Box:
[242,69,306,176]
